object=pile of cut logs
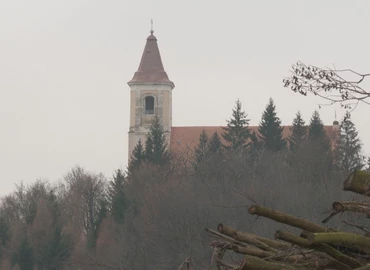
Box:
[206,170,370,269]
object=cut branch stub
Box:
[217,223,236,237]
[343,170,370,196]
[332,201,370,216]
[248,205,328,233]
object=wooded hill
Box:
[0,98,369,269]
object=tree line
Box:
[0,97,369,270]
[131,97,368,174]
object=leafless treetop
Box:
[283,62,370,110]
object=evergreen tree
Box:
[144,135,154,159]
[128,139,145,172]
[208,131,222,155]
[194,129,209,167]
[336,112,365,173]
[15,236,34,270]
[145,116,169,165]
[0,213,9,260]
[108,169,127,224]
[306,110,333,176]
[288,111,307,152]
[42,225,70,269]
[0,215,9,247]
[222,99,251,151]
[248,131,264,168]
[366,157,370,172]
[258,98,286,151]
[308,110,327,141]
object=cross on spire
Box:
[150,19,154,34]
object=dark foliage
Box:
[336,112,365,173]
[144,116,169,165]
[258,98,286,151]
[288,111,307,152]
[222,99,251,151]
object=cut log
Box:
[323,201,370,223]
[248,205,328,233]
[354,264,370,270]
[308,232,370,254]
[239,254,309,270]
[333,201,370,214]
[217,223,290,251]
[343,170,370,195]
[275,230,360,269]
[232,244,309,264]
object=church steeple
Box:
[128,28,174,87]
[127,26,174,159]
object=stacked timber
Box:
[206,170,370,270]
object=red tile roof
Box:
[128,31,174,87]
[170,125,336,153]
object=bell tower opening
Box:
[144,96,155,115]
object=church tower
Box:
[127,27,175,158]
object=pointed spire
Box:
[333,109,339,125]
[128,23,174,87]
[150,19,154,35]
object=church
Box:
[127,28,339,158]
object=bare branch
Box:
[283,62,370,109]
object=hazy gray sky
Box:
[1,0,369,196]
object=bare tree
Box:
[64,166,107,235]
[283,61,370,109]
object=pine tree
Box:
[336,112,365,173]
[194,129,209,166]
[0,214,9,247]
[258,98,286,151]
[288,111,307,152]
[222,99,251,151]
[42,225,70,269]
[16,236,34,270]
[305,110,333,175]
[144,135,154,159]
[108,169,127,224]
[208,132,222,155]
[128,139,145,172]
[0,213,9,260]
[308,110,327,141]
[145,116,169,165]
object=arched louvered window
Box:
[144,96,154,115]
